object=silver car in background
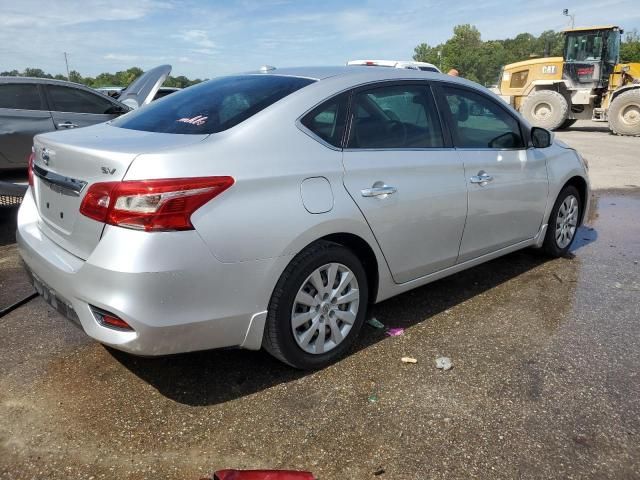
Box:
[17,66,589,369]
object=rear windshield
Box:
[111,75,315,134]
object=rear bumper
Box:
[16,190,288,356]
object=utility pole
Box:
[562,9,575,29]
[64,52,70,80]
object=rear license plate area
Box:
[37,180,80,234]
[26,268,81,328]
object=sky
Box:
[1,0,639,80]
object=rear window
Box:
[112,75,315,134]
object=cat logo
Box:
[542,65,557,74]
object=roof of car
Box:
[246,65,447,81]
[0,76,87,88]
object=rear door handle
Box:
[361,185,397,197]
[57,122,78,129]
[469,172,494,185]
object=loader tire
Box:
[520,90,569,131]
[608,89,640,136]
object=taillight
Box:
[27,151,34,187]
[79,176,234,232]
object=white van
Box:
[347,60,441,72]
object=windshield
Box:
[606,30,620,63]
[111,75,315,134]
[565,31,604,62]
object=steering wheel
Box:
[386,120,407,146]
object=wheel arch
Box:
[315,232,380,306]
[562,175,589,226]
[610,84,640,103]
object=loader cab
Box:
[562,26,621,90]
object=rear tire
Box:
[263,241,368,369]
[542,185,582,257]
[608,89,640,136]
[521,90,569,131]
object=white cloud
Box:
[0,0,639,80]
[104,53,139,62]
[0,0,170,28]
[172,29,216,49]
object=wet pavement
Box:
[1,190,639,479]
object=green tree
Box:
[537,30,564,57]
[413,43,441,68]
[621,28,640,62]
[23,68,52,78]
[68,70,83,83]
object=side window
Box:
[300,92,349,148]
[442,86,524,149]
[0,83,44,110]
[347,84,443,149]
[48,85,116,114]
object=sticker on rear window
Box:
[177,115,208,126]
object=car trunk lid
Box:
[117,64,171,110]
[31,123,207,259]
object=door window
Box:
[48,85,116,114]
[347,84,443,149]
[442,87,524,149]
[0,83,44,110]
[300,93,349,147]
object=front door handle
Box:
[469,172,494,185]
[361,185,397,197]
[57,122,78,129]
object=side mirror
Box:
[531,127,552,148]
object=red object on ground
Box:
[210,470,315,480]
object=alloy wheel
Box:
[291,263,360,354]
[555,194,579,249]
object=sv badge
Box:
[101,167,116,175]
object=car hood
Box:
[117,65,171,110]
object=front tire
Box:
[521,90,569,131]
[608,89,640,136]
[542,185,582,257]
[263,241,368,369]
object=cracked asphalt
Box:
[1,122,639,479]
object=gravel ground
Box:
[0,124,639,479]
[555,120,640,190]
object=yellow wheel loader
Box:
[498,26,640,135]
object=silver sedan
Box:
[17,66,590,369]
